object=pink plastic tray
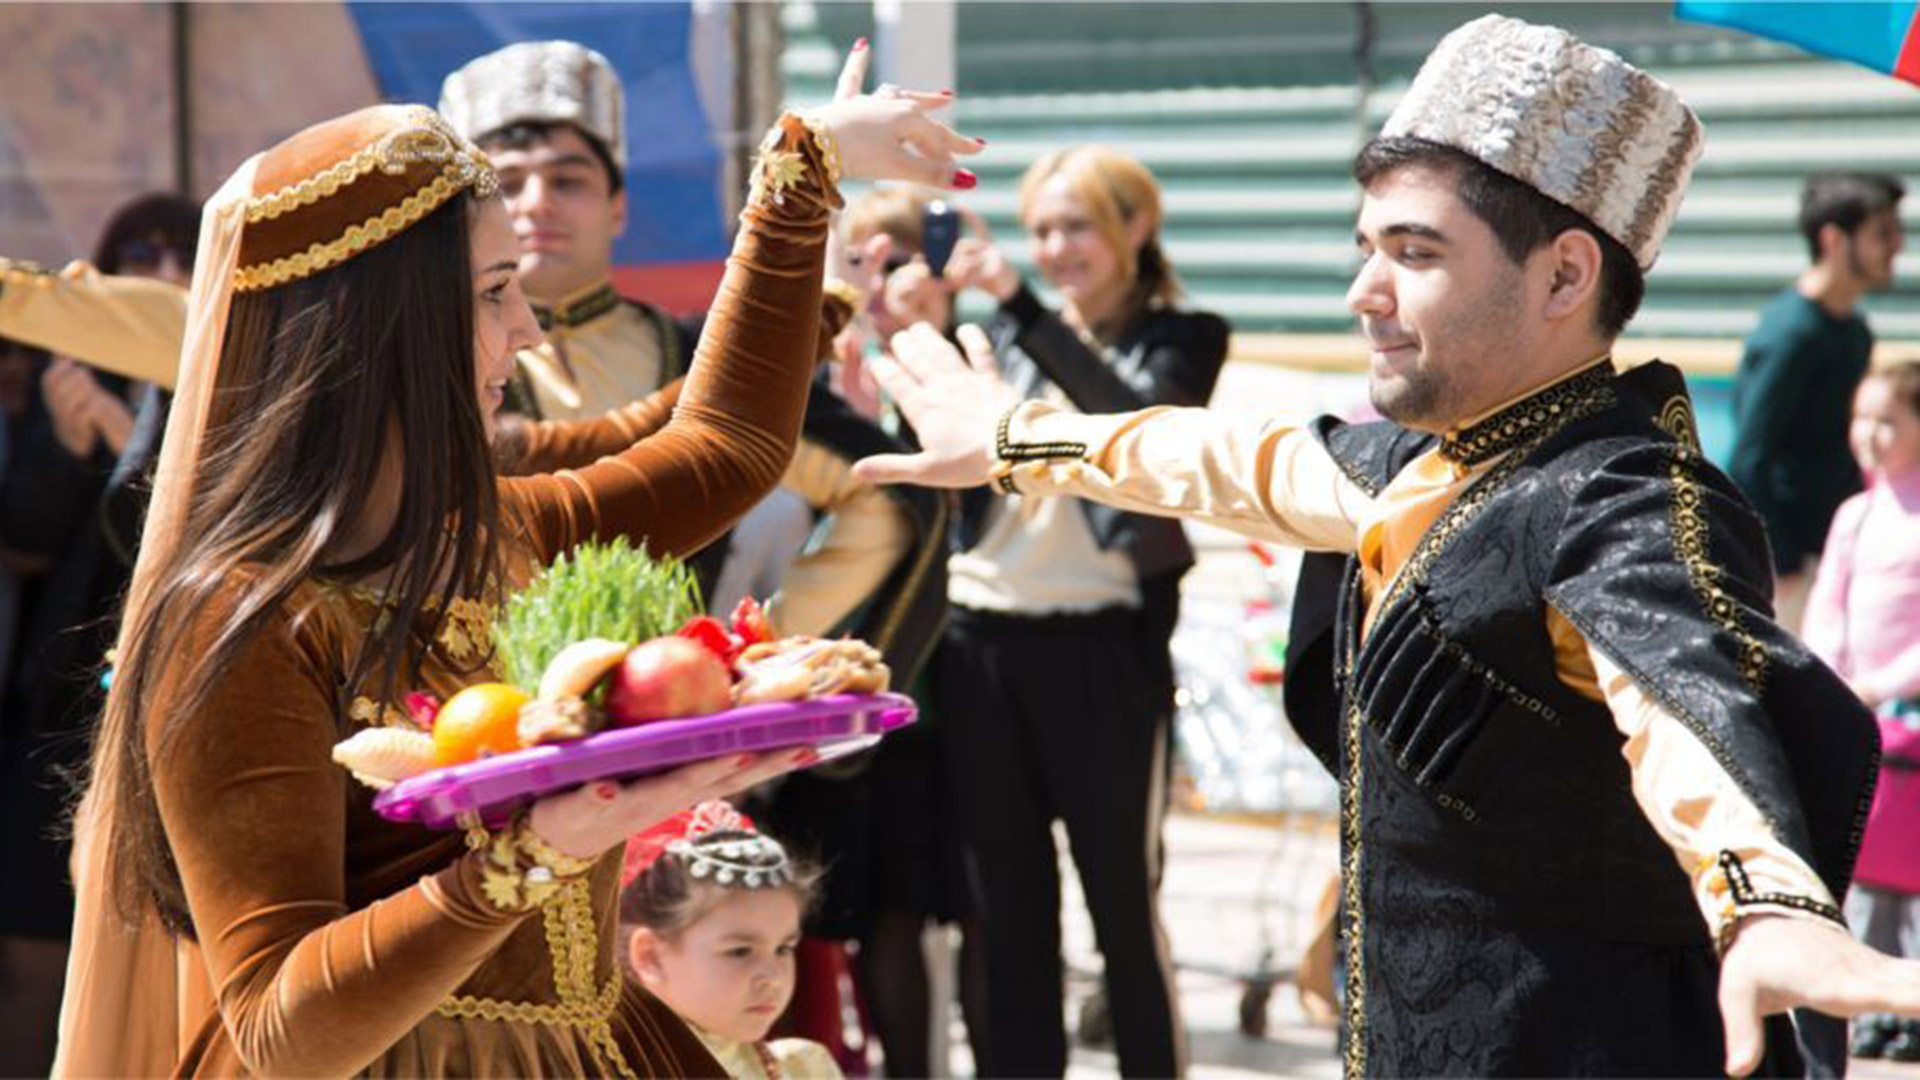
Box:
[373,692,916,829]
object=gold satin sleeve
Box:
[764,438,911,637]
[0,259,186,388]
[149,601,529,1077]
[500,114,841,563]
[501,286,855,477]
[1574,633,1838,945]
[993,400,1369,552]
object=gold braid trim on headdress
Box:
[234,108,499,292]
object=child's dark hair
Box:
[619,829,822,940]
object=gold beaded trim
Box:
[236,170,466,291]
[347,694,412,728]
[461,814,595,914]
[1705,849,1844,953]
[822,277,866,314]
[235,110,499,291]
[436,877,639,1080]
[1376,383,1616,622]
[799,112,843,185]
[992,403,1089,494]
[747,113,839,209]
[436,595,495,667]
[1339,701,1367,1079]
[244,109,496,224]
[1662,397,1769,692]
[1439,360,1615,466]
[534,283,622,332]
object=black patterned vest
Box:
[1302,361,1876,1077]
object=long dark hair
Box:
[98,191,506,932]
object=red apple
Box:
[605,636,733,725]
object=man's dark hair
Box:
[1352,136,1645,340]
[479,120,625,196]
[1799,172,1904,262]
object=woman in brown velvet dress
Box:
[54,54,978,1077]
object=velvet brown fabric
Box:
[511,288,851,476]
[140,113,836,1077]
[237,105,481,277]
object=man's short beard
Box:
[1371,368,1447,429]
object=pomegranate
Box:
[605,636,732,725]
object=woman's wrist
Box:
[463,811,599,913]
[745,113,846,216]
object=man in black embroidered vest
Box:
[851,14,1920,1078]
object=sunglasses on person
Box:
[115,239,193,274]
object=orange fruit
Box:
[432,682,532,766]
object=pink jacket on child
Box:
[1804,466,1920,894]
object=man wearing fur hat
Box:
[852,15,1920,1077]
[439,41,697,420]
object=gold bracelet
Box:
[823,277,866,313]
[799,111,843,186]
[461,812,597,913]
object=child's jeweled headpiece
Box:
[623,800,795,889]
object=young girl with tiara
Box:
[622,802,844,1079]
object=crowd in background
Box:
[0,28,1916,1080]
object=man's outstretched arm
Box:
[852,323,1368,552]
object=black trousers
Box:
[937,601,1183,1077]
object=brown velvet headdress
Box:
[234,104,498,291]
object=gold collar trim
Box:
[533,282,622,331]
[1440,359,1616,467]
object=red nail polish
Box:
[735,754,756,768]
[953,169,978,190]
[974,136,989,147]
[593,781,618,801]
[854,37,868,50]
[941,88,955,96]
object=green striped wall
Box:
[783,1,1920,342]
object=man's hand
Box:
[828,329,884,421]
[42,357,101,459]
[943,236,1020,303]
[851,323,1018,489]
[882,258,953,330]
[1719,914,1920,1076]
[90,384,136,457]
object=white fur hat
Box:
[439,41,627,172]
[1381,15,1703,269]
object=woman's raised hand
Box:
[807,42,983,189]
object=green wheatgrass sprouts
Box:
[492,538,702,692]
